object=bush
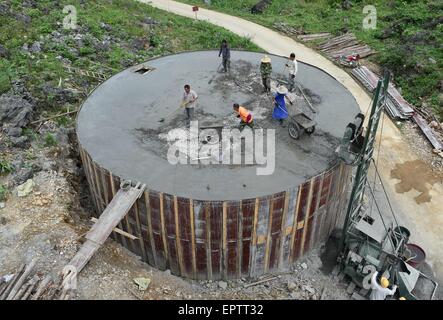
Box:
[0,185,7,201]
[44,133,58,147]
[0,159,13,175]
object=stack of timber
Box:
[273,23,332,42]
[318,33,376,59]
[0,260,68,300]
[273,22,303,37]
[297,33,332,42]
[352,66,443,150]
[351,66,414,120]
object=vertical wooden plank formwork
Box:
[288,186,302,264]
[267,192,285,272]
[163,193,179,275]
[100,170,118,242]
[278,189,295,269]
[291,181,311,262]
[314,170,333,245]
[150,192,167,270]
[226,201,240,279]
[205,203,212,279]
[302,176,322,255]
[253,196,271,276]
[241,198,255,276]
[177,197,192,278]
[82,150,101,218]
[143,191,157,267]
[209,202,223,280]
[237,201,243,278]
[189,199,197,278]
[249,198,259,278]
[299,179,316,257]
[194,200,208,279]
[174,196,185,276]
[222,201,227,280]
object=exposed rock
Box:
[12,167,34,186]
[287,281,297,291]
[100,22,113,32]
[9,136,29,149]
[30,41,42,53]
[4,126,22,138]
[251,0,271,14]
[302,285,316,295]
[0,94,34,128]
[301,263,308,269]
[218,281,228,290]
[17,179,35,197]
[341,0,352,10]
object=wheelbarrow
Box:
[288,111,317,140]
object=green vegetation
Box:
[0,0,259,121]
[0,185,8,201]
[0,158,13,175]
[179,0,443,119]
[44,133,58,147]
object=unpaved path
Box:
[138,0,443,281]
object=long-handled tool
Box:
[158,101,188,123]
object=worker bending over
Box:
[260,55,272,93]
[369,271,397,300]
[233,103,254,130]
[182,84,198,124]
[272,85,290,126]
[285,53,298,92]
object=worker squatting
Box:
[166,120,276,176]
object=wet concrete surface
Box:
[77,51,360,200]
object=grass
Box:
[0,158,13,175]
[178,0,443,120]
[44,133,58,147]
[0,185,8,201]
[0,0,260,123]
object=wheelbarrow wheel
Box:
[288,121,301,140]
[305,126,315,135]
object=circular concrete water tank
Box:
[77,50,358,280]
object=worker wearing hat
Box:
[233,103,254,131]
[369,271,398,300]
[272,85,291,126]
[260,55,272,93]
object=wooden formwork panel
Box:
[80,145,351,280]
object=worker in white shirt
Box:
[369,271,397,300]
[181,84,198,123]
[285,53,298,92]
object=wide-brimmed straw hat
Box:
[277,85,288,95]
[261,55,271,63]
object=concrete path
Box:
[138,0,443,281]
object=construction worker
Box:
[369,271,397,300]
[182,84,198,123]
[218,39,231,73]
[285,53,298,92]
[260,55,272,93]
[233,103,254,130]
[272,85,291,126]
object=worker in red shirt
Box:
[233,103,254,130]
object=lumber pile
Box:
[273,23,332,42]
[318,33,376,59]
[351,66,414,120]
[297,33,332,42]
[0,260,70,300]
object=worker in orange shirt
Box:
[233,103,254,130]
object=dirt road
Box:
[138,0,443,281]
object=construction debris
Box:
[297,33,332,42]
[412,114,443,151]
[133,277,151,291]
[0,260,66,300]
[318,33,376,60]
[16,179,35,197]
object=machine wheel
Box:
[288,122,301,140]
[305,126,315,135]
